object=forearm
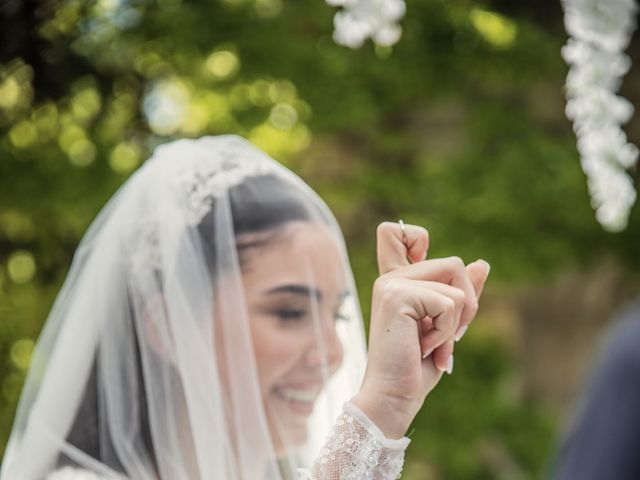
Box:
[349,390,416,440]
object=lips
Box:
[272,385,321,415]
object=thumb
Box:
[376,221,429,275]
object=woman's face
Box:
[238,221,349,452]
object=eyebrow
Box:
[263,284,351,303]
[263,284,323,301]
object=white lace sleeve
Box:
[299,402,410,480]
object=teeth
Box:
[277,388,317,403]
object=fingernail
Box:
[446,355,454,375]
[454,325,468,342]
[477,259,491,273]
[422,347,434,359]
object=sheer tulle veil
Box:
[1,135,368,479]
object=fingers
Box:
[386,256,478,327]
[466,259,491,298]
[373,222,491,378]
[376,251,490,351]
[376,221,429,275]
[377,279,464,357]
[419,317,454,359]
[432,340,454,374]
[418,315,454,373]
[427,261,490,373]
[382,280,460,329]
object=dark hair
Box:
[61,174,324,473]
[197,174,323,273]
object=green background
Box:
[1,0,639,478]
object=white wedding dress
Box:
[46,402,409,480]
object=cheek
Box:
[251,318,308,390]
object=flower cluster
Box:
[561,0,638,231]
[327,0,406,49]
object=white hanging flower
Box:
[566,90,635,130]
[577,127,639,169]
[563,0,637,52]
[563,40,631,92]
[327,0,406,48]
[561,0,638,231]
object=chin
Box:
[267,386,319,453]
[269,416,309,455]
[272,427,308,455]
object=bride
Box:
[0,135,489,479]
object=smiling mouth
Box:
[272,386,320,416]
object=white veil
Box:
[1,135,368,480]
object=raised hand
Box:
[351,222,490,439]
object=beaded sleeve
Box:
[299,401,410,480]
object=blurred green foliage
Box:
[1,0,639,477]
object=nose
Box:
[304,315,343,375]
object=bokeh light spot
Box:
[269,103,298,130]
[7,251,36,284]
[255,0,282,18]
[10,339,35,371]
[249,123,311,159]
[143,79,190,135]
[58,124,87,153]
[68,138,97,167]
[109,142,141,174]
[0,60,34,117]
[0,211,35,242]
[206,50,240,79]
[0,77,21,110]
[9,121,38,149]
[470,8,518,49]
[71,87,102,122]
[249,79,274,107]
[33,103,60,138]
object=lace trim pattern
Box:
[305,402,410,480]
[125,135,282,277]
[175,136,278,225]
[126,214,162,280]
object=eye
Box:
[334,311,349,322]
[333,295,351,322]
[274,309,308,321]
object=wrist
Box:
[350,389,418,440]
